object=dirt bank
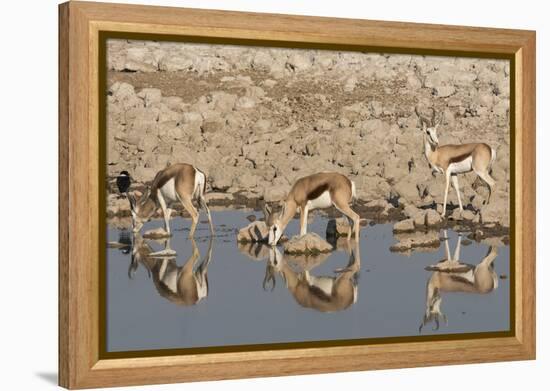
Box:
[106,39,510,232]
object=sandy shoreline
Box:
[106,191,509,243]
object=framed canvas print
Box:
[58,1,536,389]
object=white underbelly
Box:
[160,178,178,203]
[194,272,208,301]
[307,191,333,210]
[158,260,178,293]
[455,269,475,285]
[448,156,473,174]
[163,269,178,293]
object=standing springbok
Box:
[264,172,360,246]
[415,107,497,217]
[128,163,214,238]
[419,230,499,332]
[263,243,360,312]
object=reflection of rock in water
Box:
[284,252,330,272]
[143,227,171,239]
[237,221,269,243]
[387,222,508,256]
[390,230,440,254]
[237,241,271,261]
[480,236,509,247]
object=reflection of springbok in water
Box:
[263,242,361,312]
[130,234,214,306]
[420,230,499,332]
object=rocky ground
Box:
[106,39,511,239]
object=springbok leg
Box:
[451,175,463,212]
[179,195,199,238]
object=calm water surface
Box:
[106,210,510,353]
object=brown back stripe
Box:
[308,284,332,302]
[307,183,329,201]
[449,274,475,286]
[449,152,472,164]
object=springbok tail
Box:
[195,168,207,199]
[351,180,357,203]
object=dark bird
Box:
[116,171,131,194]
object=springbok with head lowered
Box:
[128,163,214,237]
[264,172,360,246]
[415,107,497,217]
[419,230,499,332]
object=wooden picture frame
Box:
[59,1,536,388]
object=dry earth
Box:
[106,39,510,236]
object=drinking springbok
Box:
[264,172,360,245]
[419,231,499,332]
[263,243,360,312]
[129,234,214,306]
[128,163,214,237]
[416,107,497,217]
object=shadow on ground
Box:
[36,372,57,385]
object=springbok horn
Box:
[430,107,437,127]
[414,106,431,128]
[263,203,272,219]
